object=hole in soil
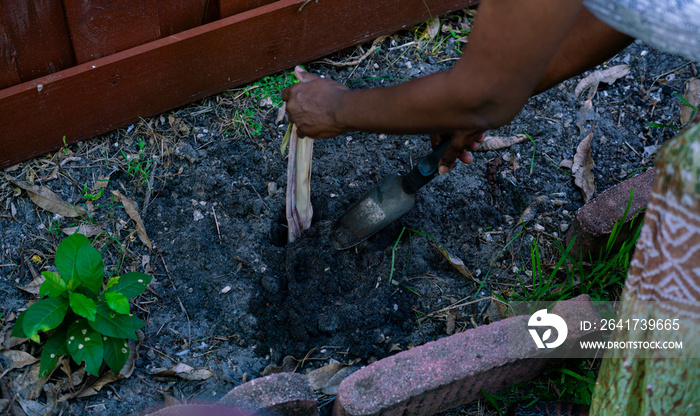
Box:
[270,214,288,247]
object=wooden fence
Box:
[0,0,474,168]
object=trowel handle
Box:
[401,140,450,194]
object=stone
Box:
[219,373,317,416]
[333,296,599,416]
[566,168,654,259]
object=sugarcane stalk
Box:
[286,124,314,242]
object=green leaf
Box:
[66,320,103,376]
[106,272,152,298]
[88,302,145,340]
[69,292,97,321]
[102,336,129,375]
[105,276,119,291]
[55,233,89,284]
[39,330,68,378]
[104,292,130,315]
[55,234,104,294]
[76,240,104,294]
[40,271,67,298]
[22,298,69,342]
[10,310,27,338]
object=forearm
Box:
[534,8,634,94]
[332,0,584,134]
[332,71,477,135]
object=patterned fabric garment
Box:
[584,0,700,62]
[590,118,700,414]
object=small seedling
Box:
[122,138,152,186]
[47,218,63,235]
[520,131,536,174]
[11,233,152,377]
[81,183,105,201]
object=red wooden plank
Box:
[220,0,276,18]
[0,0,74,82]
[157,0,210,37]
[0,0,476,169]
[63,0,161,64]
[0,8,20,89]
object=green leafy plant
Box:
[508,188,642,303]
[11,233,151,377]
[80,183,105,201]
[230,108,264,137]
[245,71,297,107]
[122,138,152,185]
[521,132,537,174]
[481,360,597,413]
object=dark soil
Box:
[1,10,696,415]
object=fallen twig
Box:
[212,206,221,241]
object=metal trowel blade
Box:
[331,174,416,250]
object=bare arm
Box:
[284,0,583,136]
[282,0,633,171]
[534,8,633,94]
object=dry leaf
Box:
[445,310,458,335]
[475,134,528,152]
[150,363,214,381]
[7,178,85,218]
[426,18,440,40]
[3,323,27,349]
[162,392,181,407]
[19,275,45,296]
[93,174,111,191]
[18,383,58,416]
[112,191,152,250]
[389,343,402,353]
[484,298,507,322]
[430,243,472,279]
[580,97,594,117]
[11,363,47,400]
[37,167,59,183]
[572,132,595,202]
[3,350,38,370]
[261,355,300,376]
[681,78,700,125]
[518,195,549,225]
[306,362,344,391]
[559,159,573,170]
[18,398,55,416]
[320,366,357,396]
[574,65,630,98]
[62,223,104,238]
[276,102,287,125]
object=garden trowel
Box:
[331,140,450,250]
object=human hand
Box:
[430,130,486,174]
[281,66,349,138]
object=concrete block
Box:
[143,404,260,416]
[566,168,654,259]
[333,296,599,416]
[219,372,317,416]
